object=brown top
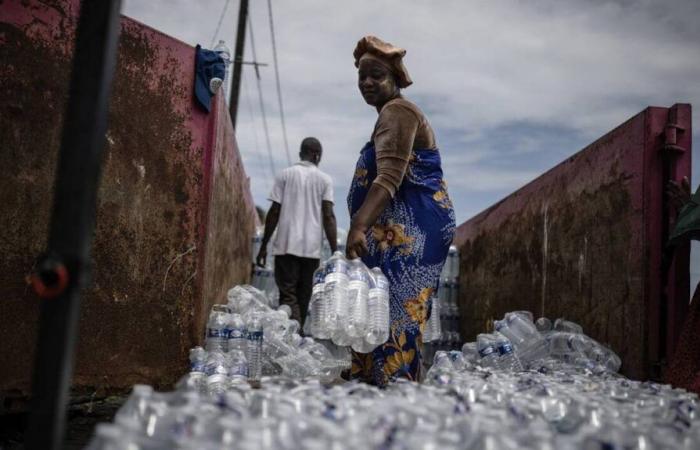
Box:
[371,97,436,197]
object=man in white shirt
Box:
[256,137,337,326]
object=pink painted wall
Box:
[0,0,255,403]
[455,104,691,380]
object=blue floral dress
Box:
[347,141,456,386]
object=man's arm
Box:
[257,202,281,267]
[322,200,338,253]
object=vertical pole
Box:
[229,0,249,128]
[24,0,122,448]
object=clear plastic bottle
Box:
[496,312,548,362]
[536,317,553,333]
[554,318,584,334]
[247,313,263,382]
[189,346,206,373]
[428,294,442,343]
[205,305,231,352]
[346,260,370,339]
[495,334,523,371]
[324,252,350,336]
[227,349,249,382]
[226,313,247,353]
[212,40,232,100]
[309,264,328,339]
[366,267,390,346]
[447,245,459,282]
[114,384,153,429]
[476,333,500,368]
[207,373,228,397]
[204,350,228,376]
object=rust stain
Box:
[458,176,641,377]
[0,1,255,397]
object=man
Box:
[256,137,337,326]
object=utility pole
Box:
[229,0,249,128]
[24,0,122,448]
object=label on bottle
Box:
[498,342,514,355]
[247,330,263,341]
[230,365,248,377]
[190,362,205,372]
[207,328,221,338]
[229,328,245,339]
[479,346,496,357]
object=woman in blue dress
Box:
[346,36,456,386]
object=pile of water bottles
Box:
[463,311,622,374]
[88,303,700,449]
[304,252,391,354]
[190,284,352,395]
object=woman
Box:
[346,36,456,386]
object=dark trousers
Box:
[274,254,320,327]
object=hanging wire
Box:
[241,68,273,192]
[209,0,232,47]
[266,0,292,166]
[247,10,277,175]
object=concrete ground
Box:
[0,395,126,450]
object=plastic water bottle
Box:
[366,267,390,346]
[425,294,443,343]
[309,265,328,339]
[346,260,370,339]
[496,312,548,362]
[205,306,230,352]
[554,318,584,334]
[189,347,206,373]
[447,245,458,282]
[247,314,263,381]
[226,313,247,353]
[204,351,227,376]
[476,333,500,368]
[207,373,228,397]
[212,40,232,100]
[227,349,248,382]
[251,226,263,265]
[495,334,523,371]
[324,252,349,335]
[536,317,553,333]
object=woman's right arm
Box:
[346,103,419,258]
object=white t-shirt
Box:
[269,161,334,259]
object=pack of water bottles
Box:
[304,251,391,353]
[189,284,351,395]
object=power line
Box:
[266,0,292,166]
[241,68,273,192]
[247,10,277,176]
[209,0,232,47]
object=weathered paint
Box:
[455,105,691,380]
[0,0,256,401]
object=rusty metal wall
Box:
[454,105,692,381]
[0,0,256,401]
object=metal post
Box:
[24,0,122,448]
[229,0,249,128]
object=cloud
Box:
[123,0,700,229]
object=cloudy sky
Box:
[123,0,700,232]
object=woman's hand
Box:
[346,226,369,259]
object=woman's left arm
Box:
[346,104,419,258]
